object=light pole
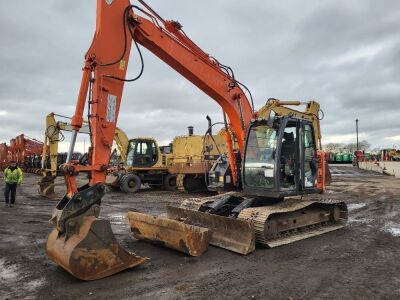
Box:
[356,118,359,151]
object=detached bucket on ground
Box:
[128,211,212,256]
[46,216,148,280]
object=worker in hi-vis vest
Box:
[3,160,23,207]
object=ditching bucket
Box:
[38,176,58,200]
[128,211,212,256]
[105,174,121,188]
[46,216,148,280]
[166,206,256,255]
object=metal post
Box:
[66,130,78,163]
[356,119,359,151]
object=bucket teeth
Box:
[38,176,59,200]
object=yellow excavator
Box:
[38,113,127,199]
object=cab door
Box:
[300,121,318,190]
[278,118,300,192]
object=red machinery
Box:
[1,134,44,172]
[0,143,10,170]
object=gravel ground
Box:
[0,165,399,300]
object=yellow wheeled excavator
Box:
[45,0,347,280]
[106,136,176,192]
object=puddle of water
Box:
[348,218,377,227]
[385,224,400,237]
[0,258,19,280]
[348,217,368,224]
[107,213,126,226]
[0,258,46,296]
[347,203,366,211]
[108,213,125,220]
[26,278,46,289]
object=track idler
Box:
[46,184,148,280]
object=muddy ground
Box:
[0,165,400,300]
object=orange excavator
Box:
[46,0,347,280]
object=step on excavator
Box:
[46,0,347,280]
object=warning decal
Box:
[107,94,117,122]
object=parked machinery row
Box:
[0,143,9,170]
[0,134,45,172]
[324,152,354,164]
[0,113,229,196]
[106,119,232,193]
[105,121,229,193]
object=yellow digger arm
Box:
[42,113,126,176]
[114,127,129,163]
[41,113,60,176]
[257,99,323,150]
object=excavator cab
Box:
[243,116,320,198]
[126,138,159,168]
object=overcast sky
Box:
[0,0,399,152]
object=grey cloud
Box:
[0,0,399,150]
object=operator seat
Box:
[281,132,295,161]
[280,132,296,184]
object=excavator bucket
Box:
[38,175,58,200]
[128,211,212,256]
[166,206,255,255]
[46,216,148,280]
[105,173,121,188]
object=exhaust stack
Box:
[188,126,194,136]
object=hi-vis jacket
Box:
[4,167,23,185]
